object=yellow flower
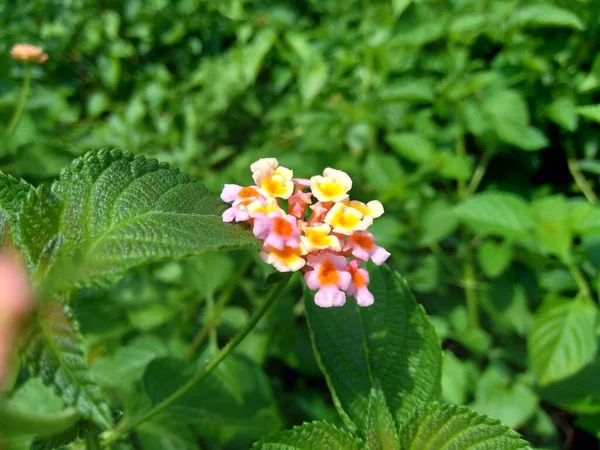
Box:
[300,224,341,254]
[324,203,372,235]
[247,198,285,217]
[10,44,48,64]
[260,246,306,272]
[251,158,294,199]
[347,200,384,219]
[310,168,352,202]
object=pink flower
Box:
[288,189,312,219]
[346,260,374,307]
[253,212,301,250]
[344,231,390,265]
[304,253,351,307]
[308,201,331,225]
[0,254,32,386]
[220,184,261,222]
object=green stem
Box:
[6,64,32,136]
[465,149,493,197]
[101,275,292,448]
[463,258,480,329]
[456,118,467,199]
[207,293,218,348]
[567,262,593,302]
[86,432,102,450]
[567,145,597,204]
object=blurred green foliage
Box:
[2,0,600,448]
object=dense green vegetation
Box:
[1,0,600,449]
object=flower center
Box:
[318,181,343,199]
[307,229,329,246]
[262,177,287,196]
[273,217,293,236]
[351,267,367,288]
[318,260,340,285]
[272,246,297,262]
[334,209,360,228]
[239,187,259,198]
[352,234,374,249]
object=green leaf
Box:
[419,199,458,246]
[304,265,442,431]
[14,186,62,274]
[483,90,548,151]
[0,171,33,247]
[364,386,399,450]
[91,335,168,389]
[454,192,534,237]
[400,403,533,449]
[364,153,405,199]
[532,195,572,261]
[0,379,81,448]
[529,297,598,386]
[579,54,600,93]
[137,416,197,450]
[539,356,600,414]
[21,301,113,429]
[252,421,364,450]
[476,241,512,278]
[386,133,435,164]
[514,5,585,31]
[379,79,435,103]
[46,148,256,288]
[441,352,475,405]
[391,0,412,18]
[577,105,600,123]
[569,202,600,235]
[299,56,328,105]
[547,97,579,132]
[471,364,538,429]
[143,354,281,443]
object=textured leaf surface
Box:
[252,421,364,450]
[401,403,533,450]
[14,187,62,273]
[365,387,399,450]
[529,297,598,386]
[0,171,33,247]
[48,148,256,288]
[21,301,113,429]
[454,192,534,237]
[304,265,442,431]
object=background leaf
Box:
[454,192,534,237]
[529,297,598,386]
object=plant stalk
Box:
[101,274,292,447]
[567,262,593,302]
[6,64,32,136]
[86,432,102,450]
[463,258,480,329]
[566,145,597,204]
[465,149,493,197]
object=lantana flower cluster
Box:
[220,158,390,308]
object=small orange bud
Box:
[10,43,48,64]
